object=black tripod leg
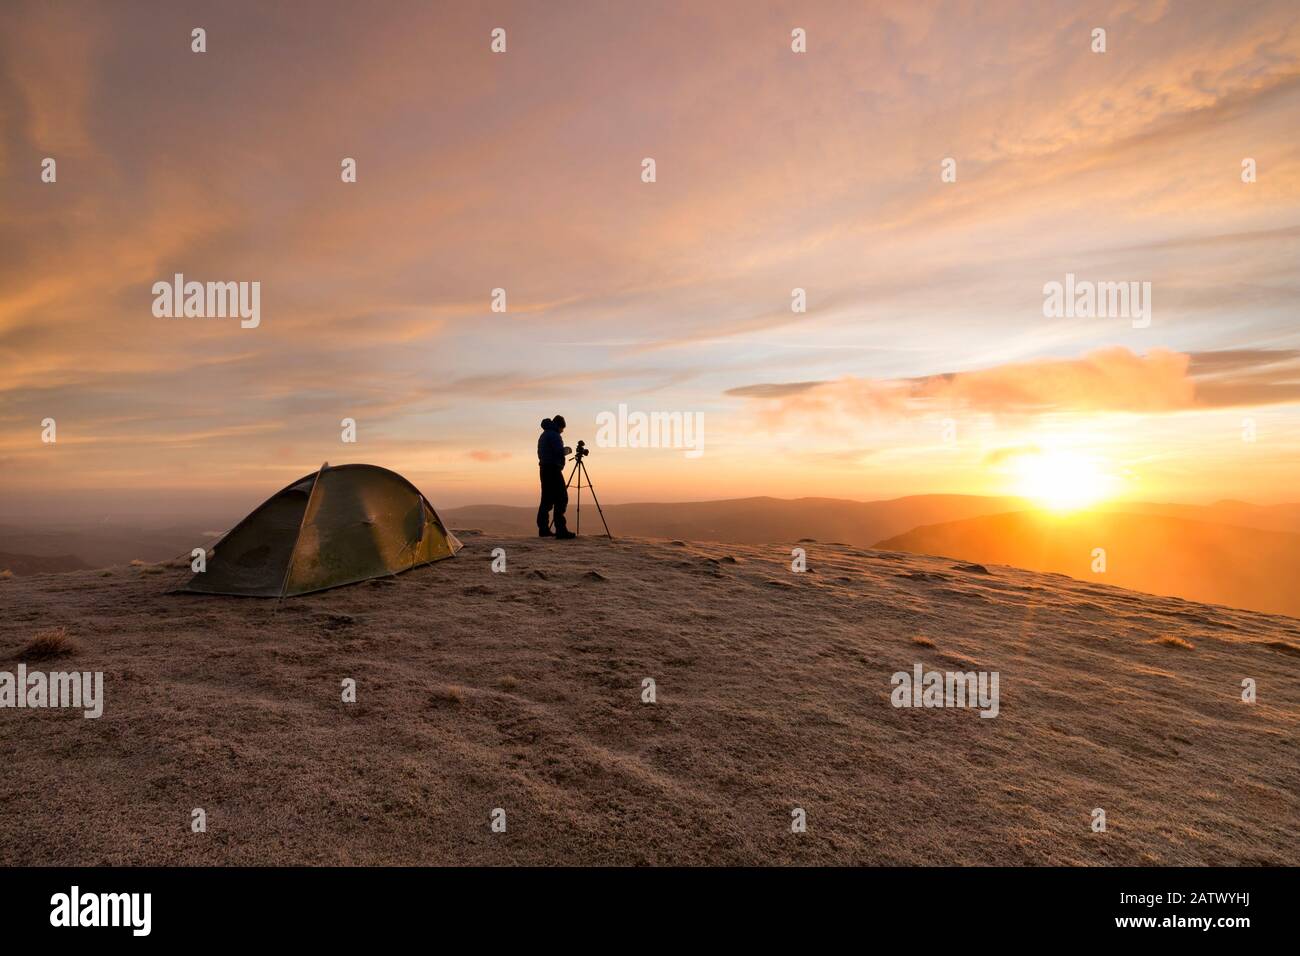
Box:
[579,461,614,539]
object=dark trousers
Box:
[537,464,569,532]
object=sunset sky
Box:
[2,0,1298,521]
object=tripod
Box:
[554,451,613,538]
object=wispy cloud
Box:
[728,348,1300,421]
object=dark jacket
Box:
[537,420,567,468]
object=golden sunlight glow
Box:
[1011,450,1115,512]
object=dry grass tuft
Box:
[0,569,12,580]
[1150,635,1195,650]
[129,559,146,567]
[912,635,936,648]
[498,675,520,691]
[16,626,78,661]
[431,684,466,706]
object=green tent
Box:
[186,463,462,597]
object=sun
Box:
[1011,449,1114,512]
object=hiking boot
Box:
[555,529,576,540]
[538,528,554,537]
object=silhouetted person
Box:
[537,416,575,539]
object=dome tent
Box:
[186,463,462,597]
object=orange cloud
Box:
[916,347,1196,413]
[729,347,1300,424]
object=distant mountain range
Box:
[443,495,1033,547]
[0,550,92,576]
[877,509,1300,618]
[2,496,1297,617]
[0,522,205,574]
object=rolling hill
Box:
[876,510,1300,617]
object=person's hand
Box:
[563,446,572,456]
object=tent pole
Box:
[276,461,327,601]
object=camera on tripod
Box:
[556,439,610,538]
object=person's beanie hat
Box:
[540,418,552,429]
[552,415,567,429]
